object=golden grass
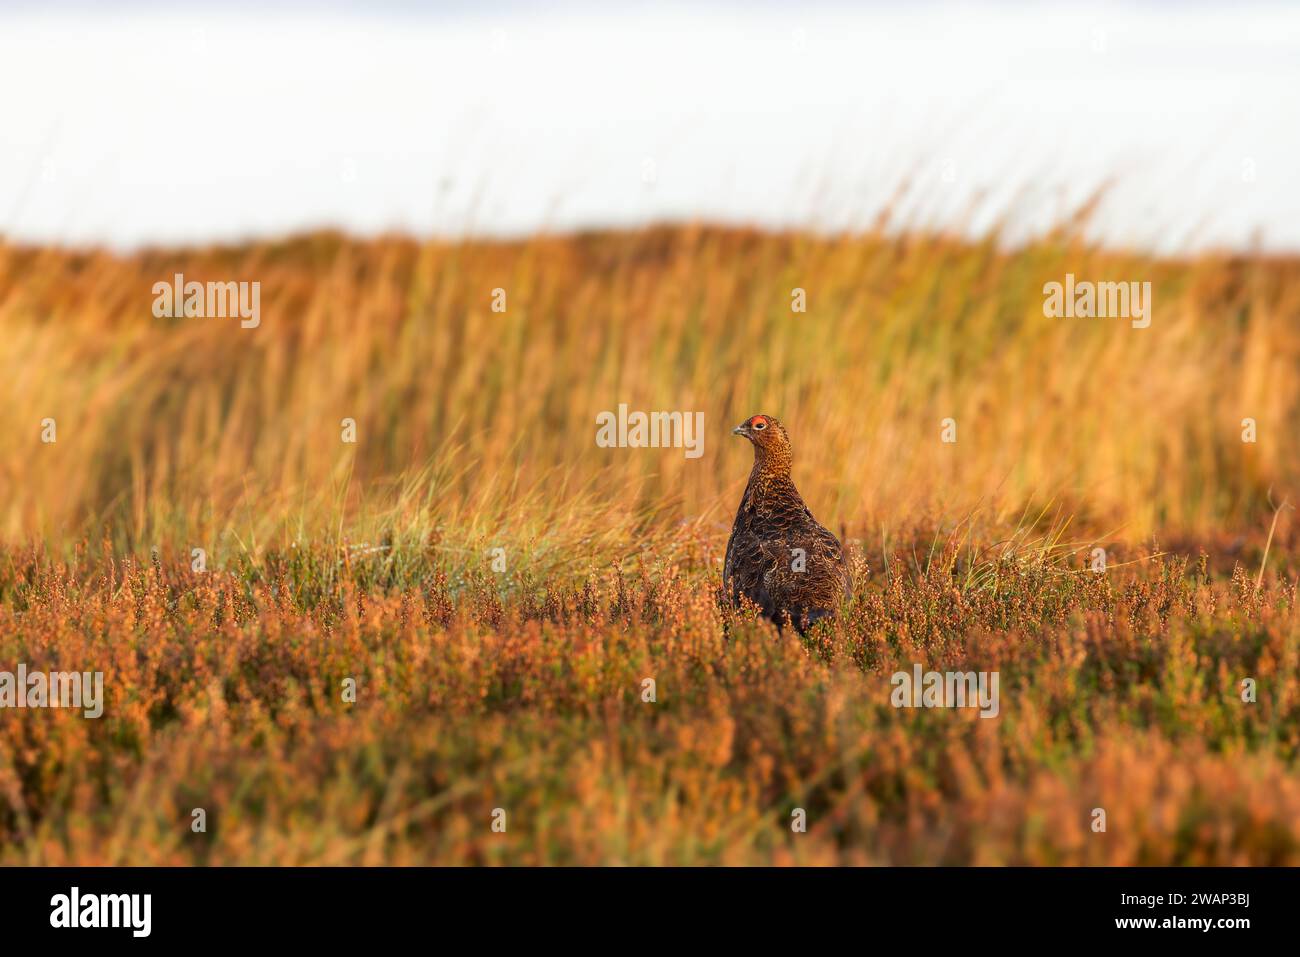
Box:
[3,225,1298,562]
[3,223,1300,865]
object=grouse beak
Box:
[732,423,749,437]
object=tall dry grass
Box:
[3,225,1298,565]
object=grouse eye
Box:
[753,420,766,430]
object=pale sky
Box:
[1,1,1296,252]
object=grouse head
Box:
[732,414,792,475]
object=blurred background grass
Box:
[3,222,1298,564]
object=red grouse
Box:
[724,414,851,634]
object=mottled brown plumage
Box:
[723,414,851,634]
